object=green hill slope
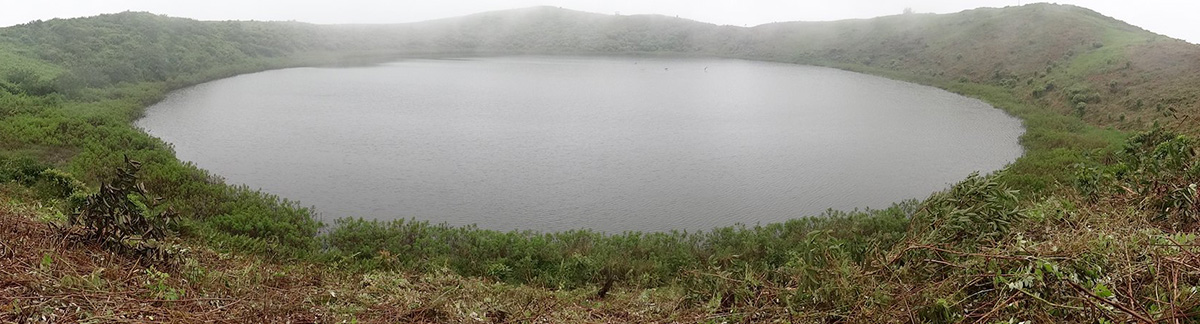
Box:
[2,4,1200,322]
[5,4,1196,130]
[346,4,1200,135]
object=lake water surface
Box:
[137,56,1024,232]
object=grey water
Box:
[136,56,1024,232]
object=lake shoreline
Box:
[137,55,1024,232]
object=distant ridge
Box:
[1,3,1198,133]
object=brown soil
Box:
[0,204,328,323]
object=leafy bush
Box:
[1103,128,1200,226]
[35,168,87,199]
[0,153,50,185]
[910,172,1023,249]
[1065,85,1100,107]
[67,156,178,262]
[202,186,322,256]
[4,68,59,96]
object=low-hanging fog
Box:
[6,0,1200,44]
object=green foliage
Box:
[1032,82,1056,98]
[144,266,185,300]
[34,168,87,199]
[200,186,321,256]
[1081,128,1200,226]
[3,68,60,96]
[0,12,327,89]
[917,298,959,324]
[1066,85,1100,110]
[911,173,1023,248]
[1120,128,1197,175]
[0,153,50,185]
[325,203,914,289]
[40,253,54,269]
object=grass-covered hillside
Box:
[3,4,1200,322]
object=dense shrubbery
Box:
[1077,128,1200,227]
[0,12,325,89]
[0,154,50,186]
[325,203,913,288]
[910,173,1023,249]
[194,185,323,256]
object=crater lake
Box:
[136,56,1024,232]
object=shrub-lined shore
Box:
[3,4,1200,322]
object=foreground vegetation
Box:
[2,3,1199,322]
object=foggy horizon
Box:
[6,1,1199,44]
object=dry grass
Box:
[0,193,739,323]
[0,197,328,323]
[872,192,1200,323]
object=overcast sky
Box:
[3,1,1197,44]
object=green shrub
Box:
[35,168,87,199]
[0,153,50,185]
[205,186,321,254]
[1109,128,1200,225]
[910,172,1024,249]
[1065,85,1100,106]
